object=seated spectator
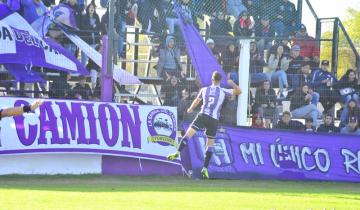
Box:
[162,75,184,106]
[156,35,183,79]
[259,0,278,24]
[210,11,232,37]
[287,45,304,89]
[71,76,93,100]
[254,80,278,127]
[206,39,221,62]
[166,0,193,34]
[49,72,71,99]
[22,0,47,24]
[233,10,255,37]
[311,60,339,113]
[269,37,291,59]
[61,0,82,55]
[81,2,101,65]
[334,69,360,106]
[340,99,360,128]
[273,0,297,37]
[221,43,239,73]
[290,84,320,127]
[86,44,102,89]
[255,15,275,54]
[340,116,360,135]
[251,113,265,128]
[267,45,290,97]
[317,114,339,133]
[227,0,247,17]
[294,24,320,68]
[304,117,316,132]
[177,88,192,120]
[275,111,304,131]
[249,41,269,85]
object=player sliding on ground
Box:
[0,99,44,120]
[167,71,241,179]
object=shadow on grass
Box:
[0,175,360,196]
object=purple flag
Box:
[4,64,46,83]
[6,0,20,11]
[0,3,12,20]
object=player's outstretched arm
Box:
[1,99,44,119]
[227,79,241,95]
[187,98,201,114]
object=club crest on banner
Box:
[147,109,177,147]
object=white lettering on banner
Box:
[0,23,16,54]
[342,149,360,174]
[0,97,178,162]
[239,143,264,166]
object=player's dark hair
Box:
[212,71,222,82]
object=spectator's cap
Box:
[291,45,301,51]
[206,38,215,44]
[348,116,358,123]
[321,60,330,66]
[299,24,307,31]
[261,15,269,20]
[305,117,313,123]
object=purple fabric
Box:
[51,3,78,29]
[184,123,360,182]
[0,3,12,19]
[21,0,47,24]
[4,64,45,83]
[177,10,228,87]
[6,0,20,11]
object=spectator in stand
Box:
[340,116,360,135]
[21,0,47,24]
[162,75,184,106]
[317,114,339,133]
[233,10,255,37]
[311,60,339,113]
[206,39,221,62]
[267,44,290,98]
[81,2,101,65]
[166,0,193,34]
[249,41,269,85]
[275,111,304,131]
[339,99,360,128]
[86,44,102,89]
[273,0,297,36]
[49,72,72,99]
[335,69,360,106]
[244,0,261,21]
[115,0,127,58]
[71,76,93,100]
[227,0,247,17]
[255,15,275,55]
[177,88,192,120]
[220,94,238,125]
[251,113,266,129]
[294,24,320,68]
[156,35,183,79]
[287,45,304,89]
[210,11,232,37]
[137,0,165,33]
[304,117,316,132]
[259,0,279,23]
[254,80,278,127]
[290,84,320,127]
[222,43,239,73]
[61,0,82,55]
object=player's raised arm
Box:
[187,89,203,114]
[0,99,44,119]
[227,79,241,95]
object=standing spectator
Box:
[249,41,269,85]
[275,111,304,131]
[137,0,165,33]
[251,113,266,128]
[177,88,192,120]
[21,0,47,24]
[49,72,72,99]
[227,0,247,17]
[210,11,232,37]
[340,116,360,135]
[166,0,193,34]
[294,24,320,67]
[311,60,339,113]
[71,76,93,100]
[233,10,255,37]
[162,75,184,106]
[339,99,360,128]
[317,114,339,133]
[273,0,297,36]
[254,80,278,127]
[115,0,127,58]
[206,39,221,62]
[61,0,82,55]
[287,45,304,89]
[156,35,183,79]
[255,15,275,54]
[267,45,290,97]
[221,43,239,73]
[81,2,101,65]
[335,69,360,106]
[304,117,316,132]
[244,0,261,21]
[290,84,320,127]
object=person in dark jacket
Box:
[290,84,320,127]
[249,42,269,85]
[233,10,255,37]
[255,15,275,54]
[273,0,297,36]
[287,45,304,89]
[304,117,316,132]
[220,94,238,125]
[335,69,360,105]
[254,80,278,126]
[177,88,192,120]
[339,99,360,128]
[275,111,304,131]
[317,114,339,133]
[71,76,93,100]
[49,72,72,99]
[221,43,239,73]
[162,75,185,106]
[210,11,232,36]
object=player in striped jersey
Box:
[167,71,241,179]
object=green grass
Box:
[0,175,359,210]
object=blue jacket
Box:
[311,68,337,90]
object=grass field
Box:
[0,175,359,210]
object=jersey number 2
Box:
[207,97,215,108]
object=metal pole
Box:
[297,0,303,24]
[107,0,115,76]
[331,18,339,76]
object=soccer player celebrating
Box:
[167,71,241,179]
[0,99,44,120]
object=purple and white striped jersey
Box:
[197,85,234,120]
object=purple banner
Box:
[184,124,360,182]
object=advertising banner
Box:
[185,124,360,182]
[0,97,178,163]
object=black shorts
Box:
[191,113,218,139]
